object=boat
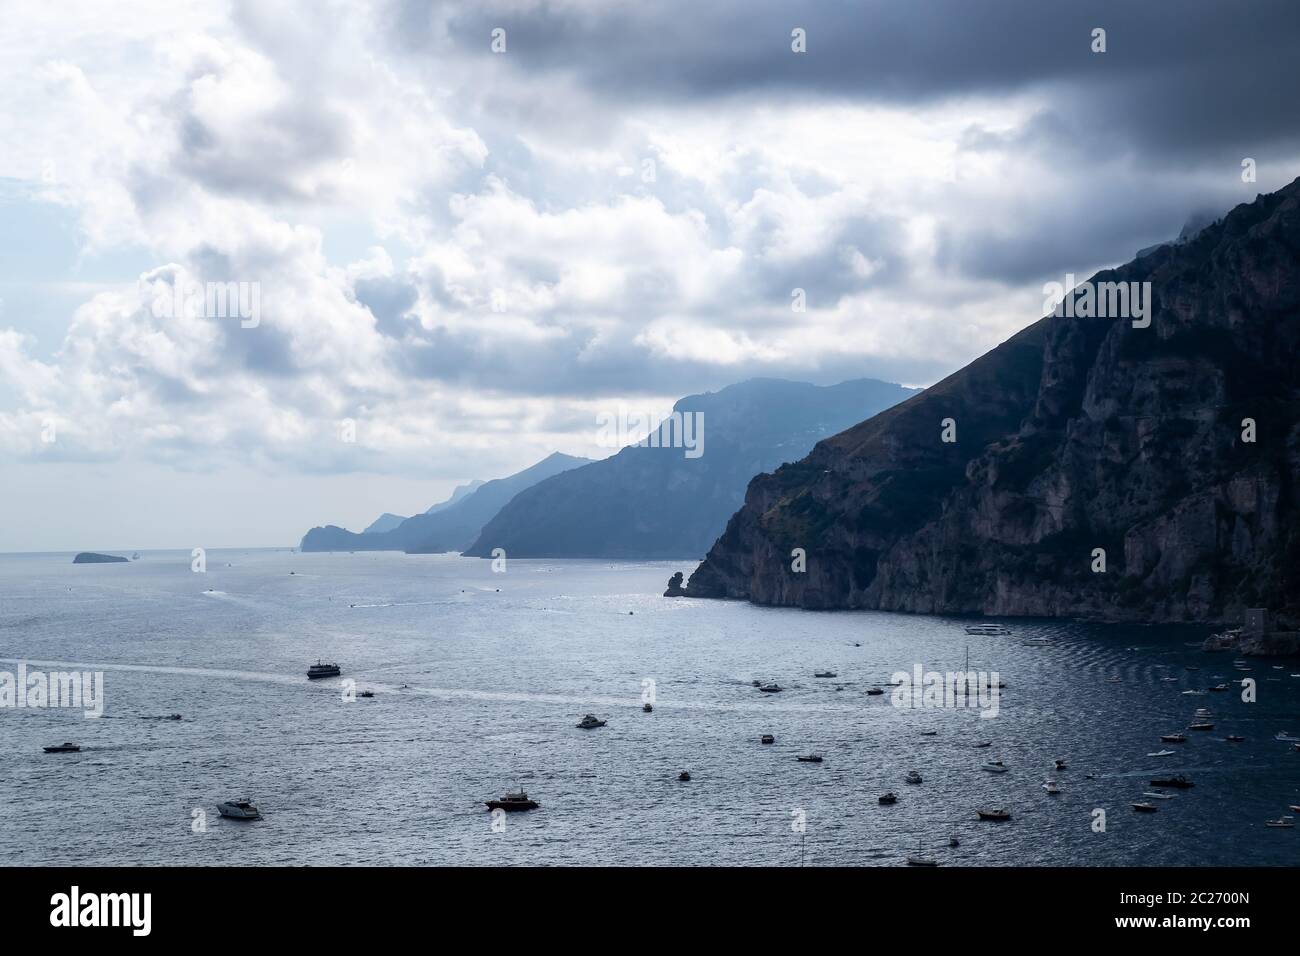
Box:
[964,623,1011,636]
[643,703,653,712]
[976,808,1011,821]
[678,771,691,782]
[1042,780,1062,794]
[948,835,960,847]
[982,760,1008,774]
[1160,734,1186,743]
[576,714,607,729]
[485,791,539,811]
[1053,759,1068,770]
[906,842,940,867]
[1160,677,1179,682]
[813,671,837,678]
[1132,802,1159,813]
[1264,816,1294,828]
[1193,708,1214,717]
[1150,775,1194,789]
[1209,683,1230,692]
[1147,749,1176,757]
[1104,676,1122,684]
[1225,735,1245,742]
[758,682,783,693]
[1181,689,1207,696]
[919,730,938,737]
[1274,731,1300,742]
[974,742,992,749]
[878,792,898,804]
[42,742,80,753]
[904,770,923,784]
[760,734,775,744]
[1187,722,1214,731]
[866,686,885,696]
[1020,638,1052,646]
[796,754,824,763]
[131,552,140,560]
[217,799,261,820]
[307,661,342,679]
[1142,790,1175,800]
[357,690,374,698]
[1289,805,1300,813]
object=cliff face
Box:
[465,378,918,559]
[685,180,1300,625]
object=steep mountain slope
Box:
[300,453,590,553]
[464,377,918,559]
[684,179,1300,625]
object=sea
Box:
[1,549,1296,866]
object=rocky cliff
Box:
[465,377,917,559]
[683,179,1300,625]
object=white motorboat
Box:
[1147,749,1176,757]
[982,760,1008,774]
[217,799,261,820]
[1142,791,1175,800]
[1274,731,1300,742]
[1264,816,1295,828]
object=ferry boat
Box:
[307,661,341,679]
[964,624,1011,636]
[217,799,261,820]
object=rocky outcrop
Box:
[685,179,1300,625]
[663,572,687,597]
[72,552,129,564]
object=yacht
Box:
[976,808,1011,821]
[1150,775,1194,789]
[964,624,1011,636]
[217,799,261,820]
[1041,780,1062,794]
[982,760,1008,774]
[485,791,539,811]
[307,661,342,679]
[796,754,824,763]
[1160,733,1186,743]
[1131,802,1159,813]
[758,682,783,693]
[576,714,607,729]
[878,792,898,804]
[42,742,80,753]
[904,770,923,784]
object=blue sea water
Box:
[0,549,1297,866]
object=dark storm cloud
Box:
[403,0,1300,163]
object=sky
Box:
[1,0,1299,551]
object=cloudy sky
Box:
[2,0,1298,551]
